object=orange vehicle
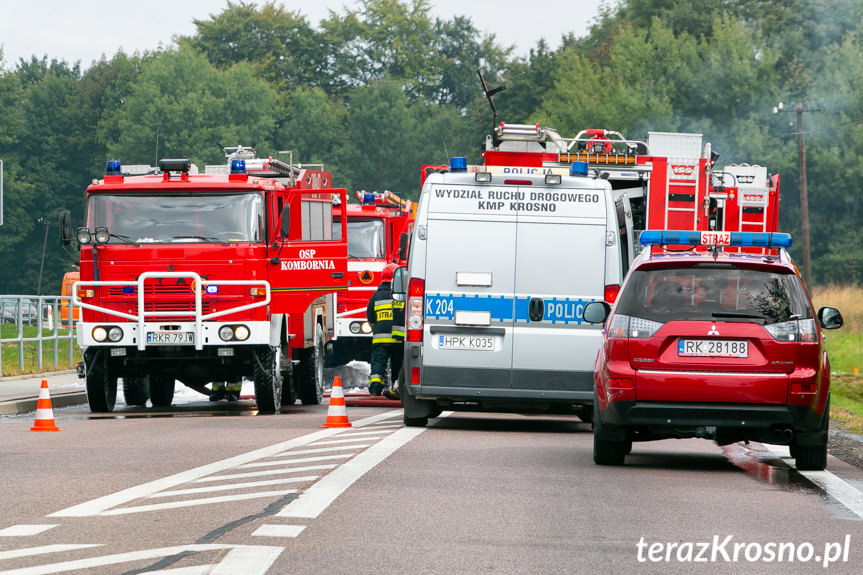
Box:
[60,271,80,327]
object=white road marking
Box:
[239,454,351,469]
[308,437,386,446]
[764,444,863,519]
[192,464,337,482]
[251,525,306,538]
[0,544,282,575]
[276,425,429,519]
[99,491,299,516]
[148,477,319,497]
[0,526,57,537]
[0,546,100,561]
[48,411,404,518]
[267,444,373,457]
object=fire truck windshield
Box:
[87,192,264,244]
[334,218,385,259]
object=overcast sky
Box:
[0,0,608,71]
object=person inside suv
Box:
[583,230,843,470]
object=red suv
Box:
[583,231,843,469]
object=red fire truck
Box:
[328,190,415,366]
[480,123,780,244]
[59,153,347,414]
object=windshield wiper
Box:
[170,235,229,245]
[711,311,767,319]
[111,233,139,246]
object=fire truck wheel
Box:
[122,377,150,407]
[298,325,324,405]
[85,349,116,413]
[255,345,283,414]
[149,376,176,408]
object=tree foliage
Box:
[3,0,863,291]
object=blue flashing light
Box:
[570,161,589,177]
[362,192,376,205]
[105,159,122,176]
[639,230,792,248]
[206,285,219,294]
[449,157,468,173]
[230,158,246,174]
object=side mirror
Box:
[817,306,843,330]
[59,211,73,247]
[583,301,611,324]
[391,266,408,297]
[399,232,409,262]
[280,204,290,238]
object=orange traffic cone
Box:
[30,380,60,432]
[321,376,352,428]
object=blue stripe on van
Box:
[427,293,597,325]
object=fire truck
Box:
[480,123,781,245]
[328,190,415,367]
[59,152,347,414]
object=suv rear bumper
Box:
[600,400,824,433]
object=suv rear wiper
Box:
[711,311,766,319]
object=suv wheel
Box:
[793,400,829,471]
[592,399,627,466]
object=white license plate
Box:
[147,332,194,345]
[437,334,495,351]
[678,339,748,358]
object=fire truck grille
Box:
[108,285,199,297]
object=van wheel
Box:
[592,400,626,465]
[298,325,324,405]
[149,376,175,408]
[85,349,116,413]
[793,401,829,471]
[122,377,150,407]
[254,345,283,414]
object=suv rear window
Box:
[615,264,811,325]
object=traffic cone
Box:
[321,376,352,428]
[30,380,60,432]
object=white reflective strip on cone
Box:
[327,405,347,416]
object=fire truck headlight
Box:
[249,287,266,297]
[234,325,250,341]
[93,327,108,342]
[361,321,372,334]
[107,326,123,342]
[94,227,110,244]
[76,228,93,245]
[80,289,95,298]
[219,326,235,341]
[349,322,361,334]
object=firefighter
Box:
[367,262,403,399]
[210,380,242,402]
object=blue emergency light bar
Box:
[105,159,122,176]
[570,161,589,177]
[449,157,467,172]
[230,159,246,174]
[639,230,792,248]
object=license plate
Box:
[678,339,748,358]
[437,334,495,351]
[147,332,194,345]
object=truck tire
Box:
[149,375,175,408]
[122,377,150,407]
[793,400,829,471]
[298,324,324,405]
[255,345,283,414]
[593,399,627,466]
[85,349,117,413]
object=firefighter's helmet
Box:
[382,263,398,282]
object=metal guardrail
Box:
[0,295,78,375]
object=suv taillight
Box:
[605,284,620,303]
[608,314,664,339]
[765,318,818,342]
[407,277,425,342]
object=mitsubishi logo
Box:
[707,324,720,335]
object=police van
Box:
[400,156,634,426]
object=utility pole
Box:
[773,101,822,289]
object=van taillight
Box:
[605,284,620,303]
[407,277,425,342]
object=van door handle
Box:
[528,297,544,322]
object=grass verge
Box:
[1,324,82,377]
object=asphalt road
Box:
[3,390,863,574]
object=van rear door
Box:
[511,186,608,390]
[420,184,516,388]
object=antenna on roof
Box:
[477,69,505,127]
